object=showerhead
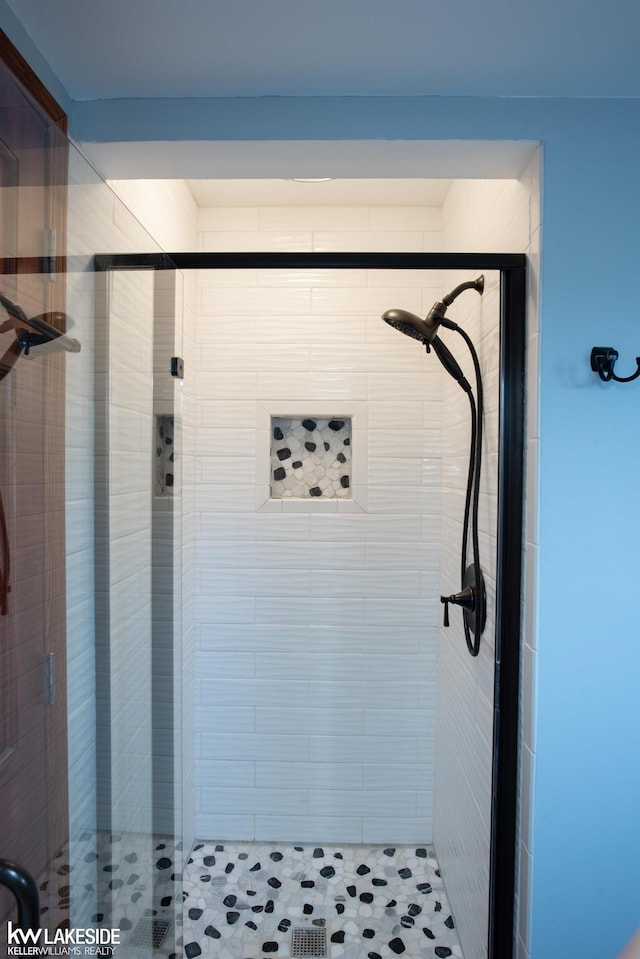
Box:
[382,309,470,390]
[382,275,485,392]
[382,275,485,346]
[382,308,434,346]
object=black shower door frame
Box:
[95,250,526,959]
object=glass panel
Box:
[0,56,184,958]
[93,266,156,928]
[184,264,499,959]
[0,50,511,959]
[0,52,72,951]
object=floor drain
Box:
[291,926,327,957]
[128,917,172,948]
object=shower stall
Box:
[0,54,527,959]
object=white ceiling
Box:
[82,139,538,202]
[186,177,453,207]
[8,1,632,206]
[6,0,640,101]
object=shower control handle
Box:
[441,596,450,627]
[440,586,475,628]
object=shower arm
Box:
[442,278,484,306]
[425,278,486,330]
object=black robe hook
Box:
[590,346,640,383]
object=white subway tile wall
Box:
[433,270,499,959]
[65,161,156,925]
[518,152,541,959]
[194,207,445,844]
[65,169,200,923]
[178,266,199,866]
[432,171,538,959]
[102,268,155,836]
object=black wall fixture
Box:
[591,346,640,383]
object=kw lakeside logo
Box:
[6,921,120,957]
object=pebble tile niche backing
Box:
[270,417,352,499]
[156,414,175,497]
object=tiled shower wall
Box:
[65,167,198,923]
[108,177,199,870]
[433,268,499,959]
[176,266,198,868]
[434,170,538,959]
[69,169,539,950]
[66,157,163,870]
[97,267,154,835]
[193,205,447,843]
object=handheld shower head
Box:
[382,307,471,391]
[381,275,487,656]
[382,308,433,346]
[382,307,471,389]
[383,275,485,349]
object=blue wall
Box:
[1,14,637,948]
[71,93,640,959]
[71,93,640,958]
[0,0,71,117]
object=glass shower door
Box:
[92,265,156,942]
[1,53,184,958]
[0,51,70,948]
[0,280,69,943]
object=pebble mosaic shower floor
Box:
[29,837,463,959]
[178,841,463,959]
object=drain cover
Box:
[128,917,172,948]
[291,926,327,957]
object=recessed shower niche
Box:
[155,413,174,497]
[270,415,352,499]
[257,401,368,511]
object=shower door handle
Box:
[43,652,56,705]
[0,858,40,931]
[0,488,10,615]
